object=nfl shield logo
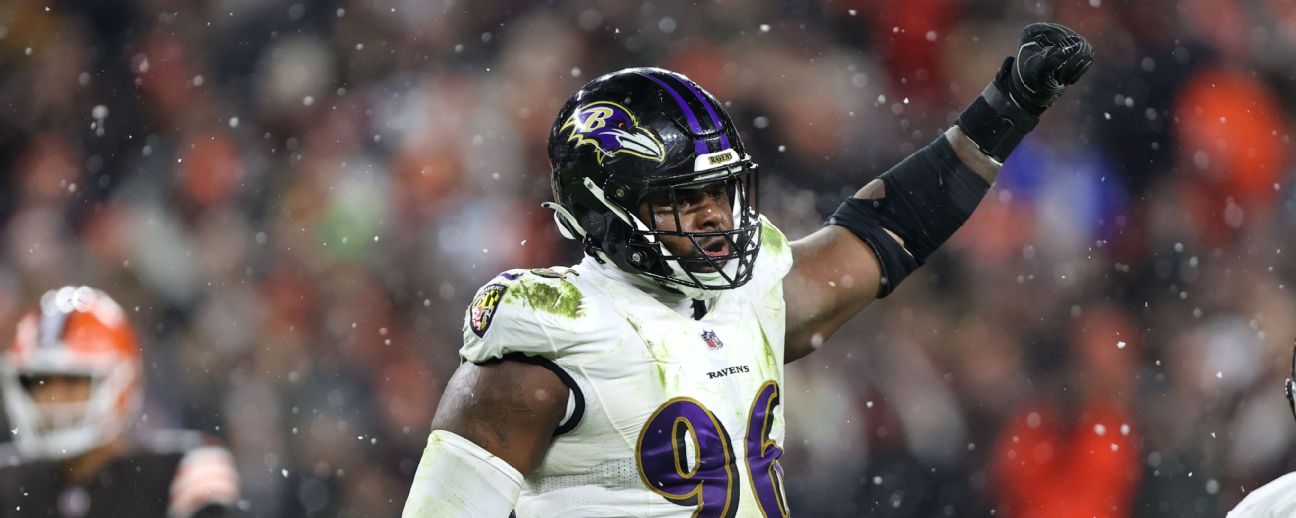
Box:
[701,330,724,351]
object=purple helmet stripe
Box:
[667,73,732,150]
[637,72,709,155]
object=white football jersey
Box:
[1228,472,1296,517]
[460,218,794,517]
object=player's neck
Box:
[62,436,126,485]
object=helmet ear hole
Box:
[601,219,642,273]
[583,212,607,240]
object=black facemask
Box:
[1286,341,1296,423]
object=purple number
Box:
[745,381,789,517]
[636,398,739,518]
[636,384,787,516]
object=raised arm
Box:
[784,127,1001,360]
[784,23,1093,362]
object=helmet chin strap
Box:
[590,250,721,304]
[659,255,734,300]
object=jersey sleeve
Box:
[167,444,240,518]
[459,269,589,364]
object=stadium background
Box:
[1,0,1294,515]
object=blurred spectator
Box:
[991,307,1143,518]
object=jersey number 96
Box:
[635,381,788,517]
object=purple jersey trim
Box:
[637,72,709,155]
[669,72,732,151]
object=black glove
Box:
[957,22,1093,162]
[1005,22,1094,115]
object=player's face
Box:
[639,181,734,272]
[21,373,94,432]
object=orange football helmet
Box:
[2,286,142,459]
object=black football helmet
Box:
[545,67,760,298]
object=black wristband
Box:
[956,57,1039,163]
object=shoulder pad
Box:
[460,269,590,363]
[465,269,586,337]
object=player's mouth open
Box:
[702,239,731,258]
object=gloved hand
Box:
[957,22,1094,162]
[1002,22,1094,115]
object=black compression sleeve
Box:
[828,135,991,297]
[828,200,919,298]
[875,135,991,261]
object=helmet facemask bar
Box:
[3,361,138,460]
[628,159,761,292]
[1285,341,1295,423]
[17,373,95,436]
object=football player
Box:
[1225,343,1296,517]
[405,23,1093,516]
[0,286,240,517]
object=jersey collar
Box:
[581,256,703,318]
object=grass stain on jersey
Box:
[758,326,778,375]
[510,279,585,318]
[761,219,787,255]
[625,318,661,358]
[625,316,671,389]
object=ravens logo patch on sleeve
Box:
[469,284,508,337]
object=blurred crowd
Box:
[1,0,1294,515]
